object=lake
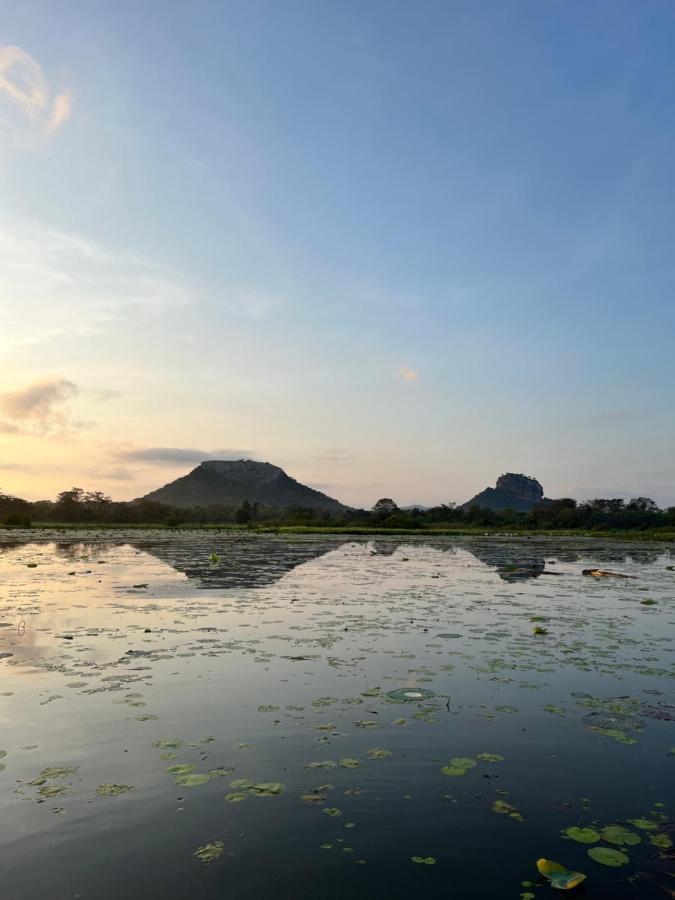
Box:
[0,531,673,899]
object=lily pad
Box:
[536,858,586,889]
[601,825,641,846]
[563,826,600,844]
[411,856,436,865]
[628,817,658,831]
[441,757,476,776]
[95,783,133,796]
[386,688,436,703]
[649,833,673,849]
[194,841,224,864]
[249,782,285,796]
[587,846,630,867]
[366,748,392,760]
[174,773,210,787]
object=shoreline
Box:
[1,524,674,542]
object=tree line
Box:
[1,487,674,532]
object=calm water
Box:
[0,532,673,899]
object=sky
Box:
[1,0,674,508]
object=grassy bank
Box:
[1,523,674,541]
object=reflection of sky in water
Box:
[0,534,673,900]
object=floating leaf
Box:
[166,764,195,776]
[174,773,210,787]
[441,757,476,776]
[628,818,658,831]
[153,739,182,750]
[536,859,586,890]
[587,846,629,867]
[600,825,641,846]
[366,748,392,760]
[492,800,524,821]
[249,782,285,796]
[476,752,504,763]
[649,833,673,849]
[563,826,600,844]
[386,688,436,703]
[194,841,224,864]
[94,783,133,797]
[411,856,436,865]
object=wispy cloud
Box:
[0,218,191,353]
[46,89,72,134]
[112,446,252,466]
[399,366,419,383]
[0,378,80,434]
[0,45,72,137]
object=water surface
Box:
[1,532,673,899]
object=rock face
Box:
[140,460,346,510]
[462,473,547,512]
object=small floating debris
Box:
[582,569,635,579]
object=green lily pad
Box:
[492,800,524,821]
[225,791,248,802]
[174,773,210,787]
[366,748,392,760]
[476,753,504,762]
[564,826,601,844]
[601,825,641,846]
[153,739,182,750]
[166,764,195,776]
[649,833,673,849]
[338,758,360,768]
[587,846,630,867]
[95,783,133,796]
[323,807,342,817]
[386,688,436,703]
[411,856,436,865]
[628,818,658,831]
[194,841,224,863]
[249,782,285,796]
[441,757,476,776]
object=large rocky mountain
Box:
[462,473,549,512]
[140,460,346,510]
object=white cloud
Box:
[46,89,72,134]
[0,377,80,434]
[0,45,72,137]
[0,218,191,353]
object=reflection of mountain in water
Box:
[131,535,339,589]
[0,532,670,590]
[465,542,548,581]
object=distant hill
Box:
[139,459,347,510]
[462,473,549,512]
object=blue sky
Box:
[1,0,674,506]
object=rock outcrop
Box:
[462,473,548,512]
[140,460,346,510]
